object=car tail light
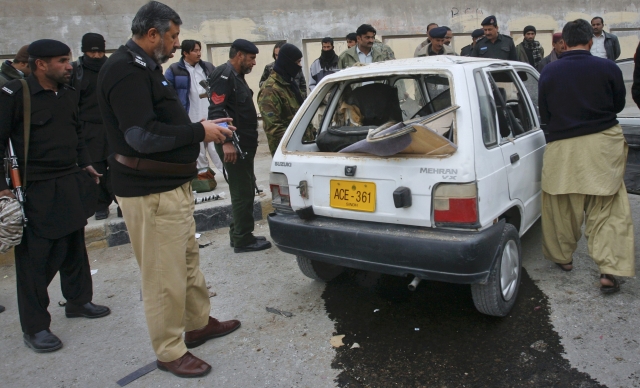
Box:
[433,183,478,226]
[270,172,292,211]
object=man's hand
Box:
[0,189,16,199]
[202,118,235,143]
[222,142,238,164]
[84,165,103,184]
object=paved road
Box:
[1,197,639,387]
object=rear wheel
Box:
[471,223,522,317]
[296,256,345,282]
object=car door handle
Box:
[510,153,520,164]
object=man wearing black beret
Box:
[0,38,110,353]
[516,25,544,67]
[460,29,485,56]
[471,15,518,61]
[71,33,116,221]
[207,39,272,253]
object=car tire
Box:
[471,223,522,317]
[296,256,345,282]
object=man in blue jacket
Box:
[539,19,633,294]
[166,40,222,174]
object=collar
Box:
[26,74,71,95]
[558,49,592,59]
[226,60,243,77]
[593,32,606,39]
[126,39,158,71]
[356,46,373,57]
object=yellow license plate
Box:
[330,180,376,212]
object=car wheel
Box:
[471,223,522,317]
[296,256,345,282]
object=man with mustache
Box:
[97,1,240,377]
[0,39,109,353]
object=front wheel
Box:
[296,256,345,282]
[471,223,522,317]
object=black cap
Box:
[28,39,71,58]
[429,27,448,39]
[481,15,497,26]
[231,39,259,54]
[523,25,536,34]
[82,33,106,52]
[472,29,485,38]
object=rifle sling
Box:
[18,79,30,188]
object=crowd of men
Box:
[0,0,639,380]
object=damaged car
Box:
[268,56,546,317]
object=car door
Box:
[483,67,546,231]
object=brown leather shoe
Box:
[156,352,211,378]
[184,316,241,349]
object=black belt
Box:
[114,154,196,175]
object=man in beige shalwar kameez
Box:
[538,19,634,294]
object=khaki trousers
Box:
[541,184,635,277]
[117,182,210,362]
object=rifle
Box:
[199,80,247,160]
[5,139,27,223]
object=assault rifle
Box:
[199,80,246,160]
[5,139,27,223]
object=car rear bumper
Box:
[268,212,506,284]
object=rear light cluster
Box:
[270,173,292,211]
[433,183,478,226]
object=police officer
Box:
[0,39,110,353]
[471,15,518,60]
[208,39,272,253]
[72,33,114,220]
[97,1,240,378]
[415,27,457,57]
[460,29,485,56]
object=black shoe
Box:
[95,208,110,220]
[230,236,267,248]
[234,239,272,253]
[23,329,63,353]
[116,206,123,218]
[0,305,5,313]
[65,302,111,318]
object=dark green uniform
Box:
[470,34,518,61]
[207,61,259,247]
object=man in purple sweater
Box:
[538,19,634,294]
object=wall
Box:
[1,1,639,92]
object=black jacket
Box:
[207,62,258,148]
[97,40,205,197]
[0,75,96,238]
[632,41,640,109]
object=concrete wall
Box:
[1,1,639,83]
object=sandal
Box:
[600,274,620,294]
[555,261,573,272]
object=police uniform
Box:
[71,33,113,218]
[98,37,242,364]
[0,39,109,352]
[207,39,270,251]
[471,16,518,61]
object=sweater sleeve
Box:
[107,72,204,154]
[611,64,626,114]
[538,74,550,127]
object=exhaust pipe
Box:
[408,276,421,291]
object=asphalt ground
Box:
[1,196,639,387]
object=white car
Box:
[268,56,545,316]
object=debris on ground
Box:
[350,343,361,349]
[209,291,217,298]
[195,233,201,239]
[266,307,294,317]
[331,335,345,348]
[58,301,66,307]
[90,269,98,275]
[534,306,542,311]
[107,294,115,298]
[520,352,536,363]
[530,340,548,352]
[373,309,380,312]
[198,240,213,248]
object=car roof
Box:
[323,56,525,81]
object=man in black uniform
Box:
[0,39,110,353]
[208,39,272,253]
[460,29,485,56]
[72,33,115,220]
[98,1,240,378]
[471,15,518,60]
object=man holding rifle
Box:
[207,39,272,253]
[0,39,110,353]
